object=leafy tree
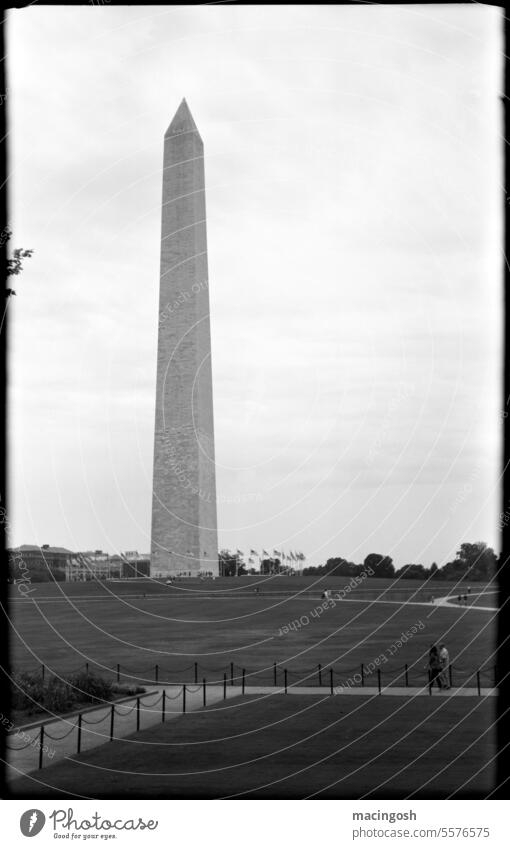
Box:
[219,550,246,577]
[260,557,282,574]
[322,557,362,577]
[395,563,428,580]
[4,228,34,296]
[455,542,497,581]
[364,552,395,578]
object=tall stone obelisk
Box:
[150,99,218,577]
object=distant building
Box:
[121,552,151,579]
[65,550,151,581]
[8,544,73,579]
[65,551,119,582]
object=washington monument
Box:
[150,99,219,577]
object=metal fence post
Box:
[223,673,227,700]
[86,662,89,675]
[230,662,234,687]
[155,664,159,684]
[41,663,45,684]
[377,668,381,695]
[162,690,166,723]
[273,662,277,687]
[183,686,186,714]
[318,663,322,687]
[116,663,120,684]
[110,704,115,741]
[38,726,44,769]
[136,697,140,730]
[449,665,453,688]
[203,678,206,707]
[77,713,82,754]
[284,669,288,694]
[194,662,198,684]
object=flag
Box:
[250,549,258,556]
[262,549,269,556]
[236,549,243,556]
[273,549,280,556]
[248,557,254,564]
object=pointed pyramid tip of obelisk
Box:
[165,98,201,140]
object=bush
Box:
[44,678,76,712]
[112,683,146,696]
[12,673,75,714]
[11,670,115,715]
[11,672,46,711]
[68,671,113,704]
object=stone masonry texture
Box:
[150,99,218,577]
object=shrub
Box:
[11,672,46,712]
[68,671,114,704]
[111,683,146,696]
[12,673,74,714]
[43,678,75,713]
[11,670,115,715]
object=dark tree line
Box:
[303,542,498,582]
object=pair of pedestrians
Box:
[428,644,450,690]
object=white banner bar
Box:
[0,799,507,848]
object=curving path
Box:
[433,591,498,611]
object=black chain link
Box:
[44,723,78,742]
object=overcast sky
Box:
[7,5,502,568]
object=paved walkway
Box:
[5,684,226,783]
[246,686,497,698]
[5,683,497,783]
[433,592,497,611]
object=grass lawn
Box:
[8,575,493,602]
[464,593,498,609]
[10,588,496,689]
[7,693,497,799]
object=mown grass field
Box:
[9,577,497,689]
[9,573,484,602]
[8,693,497,799]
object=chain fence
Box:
[15,657,500,690]
[6,656,499,776]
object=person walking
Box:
[428,645,443,691]
[439,644,450,689]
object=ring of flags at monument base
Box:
[229,549,306,563]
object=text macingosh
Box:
[50,810,158,832]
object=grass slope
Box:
[11,592,496,689]
[7,693,497,799]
